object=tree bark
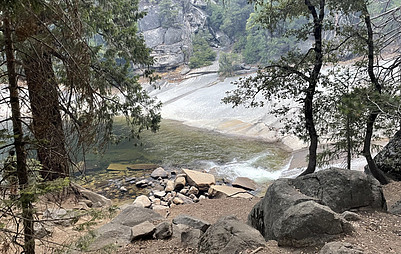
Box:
[362,6,389,185]
[3,14,35,254]
[23,46,69,181]
[299,0,324,176]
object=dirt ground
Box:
[2,181,400,254]
[118,181,401,254]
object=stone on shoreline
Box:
[232,177,257,191]
[133,195,152,208]
[183,169,215,191]
[151,167,168,179]
[208,185,253,199]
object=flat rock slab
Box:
[208,185,253,199]
[130,221,156,241]
[232,177,257,191]
[183,169,215,191]
[173,215,211,232]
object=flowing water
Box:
[85,119,291,184]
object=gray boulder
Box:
[319,241,364,254]
[151,167,168,179]
[290,168,386,213]
[89,205,165,250]
[154,221,173,239]
[172,215,210,232]
[248,168,386,247]
[198,216,266,254]
[90,223,132,249]
[274,201,353,247]
[372,129,401,180]
[111,206,163,227]
[181,228,203,249]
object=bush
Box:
[189,32,216,69]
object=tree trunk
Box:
[4,15,35,254]
[362,6,389,185]
[299,0,324,176]
[23,47,69,181]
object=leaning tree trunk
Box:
[299,0,324,176]
[4,14,35,254]
[23,47,69,181]
[362,7,389,185]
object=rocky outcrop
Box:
[198,216,266,254]
[248,168,386,247]
[139,0,210,70]
[89,206,165,250]
[372,129,401,180]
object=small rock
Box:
[176,193,194,204]
[199,195,206,200]
[130,221,156,241]
[152,198,161,205]
[172,197,184,205]
[152,204,169,211]
[188,186,199,196]
[165,180,175,192]
[34,223,53,239]
[153,191,166,198]
[341,211,362,221]
[154,221,173,239]
[180,188,189,195]
[135,179,149,188]
[120,186,128,192]
[151,167,168,179]
[189,194,197,200]
[174,176,186,190]
[79,199,93,208]
[133,195,152,208]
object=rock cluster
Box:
[90,206,266,253]
[248,168,387,247]
[132,167,256,211]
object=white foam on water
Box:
[203,153,293,183]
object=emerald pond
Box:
[84,119,291,184]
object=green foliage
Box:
[189,31,216,69]
[206,0,253,40]
[159,0,181,28]
[218,52,242,77]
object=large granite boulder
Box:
[198,216,266,254]
[372,129,401,180]
[274,201,353,247]
[248,168,386,247]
